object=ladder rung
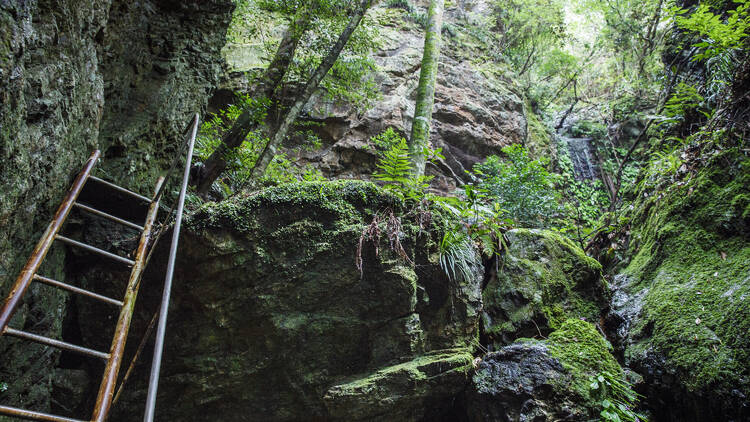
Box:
[4,327,109,360]
[33,274,123,307]
[55,235,135,266]
[0,405,86,422]
[89,176,152,203]
[74,202,144,231]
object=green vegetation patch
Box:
[188,180,403,234]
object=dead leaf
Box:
[721,251,727,261]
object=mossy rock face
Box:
[482,229,609,348]
[468,319,622,421]
[107,181,482,422]
[613,150,750,421]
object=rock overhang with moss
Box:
[112,179,484,421]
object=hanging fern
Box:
[439,230,475,282]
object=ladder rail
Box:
[55,235,135,267]
[143,113,199,422]
[88,176,152,204]
[33,275,123,307]
[0,150,101,334]
[0,405,86,422]
[4,327,110,360]
[0,114,200,421]
[73,202,145,231]
[90,176,165,422]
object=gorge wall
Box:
[0,0,233,416]
[220,0,530,191]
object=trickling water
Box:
[561,135,598,181]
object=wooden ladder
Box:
[0,150,165,422]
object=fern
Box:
[374,137,412,184]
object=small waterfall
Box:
[561,135,598,181]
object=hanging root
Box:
[386,210,413,266]
[356,208,413,278]
[357,213,382,277]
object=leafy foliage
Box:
[231,0,381,110]
[589,371,648,422]
[195,94,324,195]
[672,0,750,62]
[370,127,405,151]
[371,129,442,201]
[663,82,712,122]
[474,145,559,228]
[491,0,567,74]
[438,229,476,282]
[556,136,612,236]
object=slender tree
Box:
[195,15,309,195]
[409,0,444,177]
[250,0,373,178]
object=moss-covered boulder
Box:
[323,349,474,421]
[613,150,750,421]
[108,181,482,422]
[468,319,623,421]
[482,229,609,348]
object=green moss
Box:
[569,120,607,139]
[547,319,622,400]
[622,149,750,393]
[189,180,402,233]
[328,348,473,391]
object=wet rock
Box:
[0,0,233,417]
[103,181,483,421]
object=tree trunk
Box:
[409,0,444,177]
[195,17,306,195]
[250,0,373,179]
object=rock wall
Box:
[0,0,233,416]
[0,0,107,298]
[105,181,482,421]
[62,181,622,422]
